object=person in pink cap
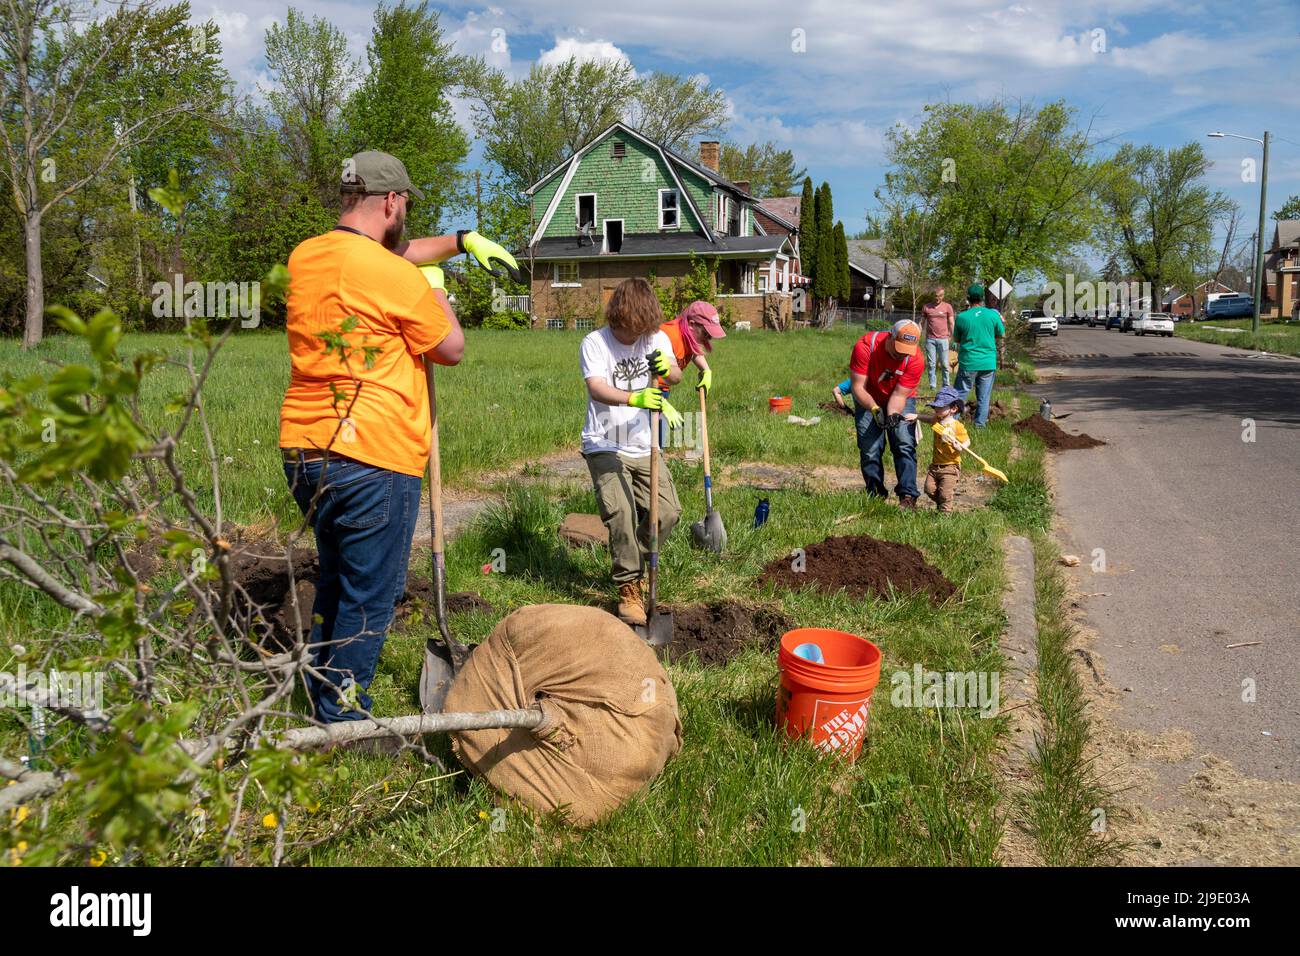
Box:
[658,300,726,396]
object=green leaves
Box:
[147,169,188,217]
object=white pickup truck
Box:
[1132,311,1175,337]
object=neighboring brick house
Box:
[846,239,906,309]
[1265,220,1300,320]
[520,123,798,329]
[1162,280,1238,318]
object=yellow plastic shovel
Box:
[932,423,1009,484]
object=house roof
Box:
[755,196,801,230]
[523,233,791,262]
[1273,219,1300,250]
[846,239,907,285]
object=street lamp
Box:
[1208,130,1271,334]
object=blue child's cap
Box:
[928,386,964,409]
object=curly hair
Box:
[604,278,665,338]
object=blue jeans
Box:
[284,455,422,722]
[925,337,950,388]
[853,397,920,500]
[955,368,996,427]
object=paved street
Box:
[1039,325,1300,783]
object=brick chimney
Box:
[699,140,720,171]
[734,180,751,195]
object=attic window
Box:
[659,189,679,229]
[612,141,626,159]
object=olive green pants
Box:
[584,451,681,584]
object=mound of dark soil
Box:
[758,534,956,604]
[1012,415,1105,450]
[660,602,793,666]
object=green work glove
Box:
[696,367,713,395]
[458,230,523,283]
[646,348,669,377]
[418,264,445,290]
[628,387,665,411]
[660,398,684,430]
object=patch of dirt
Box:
[660,602,793,666]
[758,534,956,604]
[226,538,494,647]
[725,461,862,491]
[1013,414,1106,450]
[817,400,852,417]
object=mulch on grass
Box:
[758,534,956,604]
[660,602,792,666]
[1012,415,1105,450]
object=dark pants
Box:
[854,397,920,500]
[284,455,422,723]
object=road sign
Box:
[989,277,1013,301]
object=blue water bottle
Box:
[753,497,770,528]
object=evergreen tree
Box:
[798,177,817,282]
[813,182,835,302]
[834,221,850,300]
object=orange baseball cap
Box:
[891,319,921,355]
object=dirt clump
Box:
[660,602,793,666]
[1012,415,1105,450]
[759,534,956,604]
[817,400,853,417]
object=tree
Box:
[0,0,228,346]
[627,72,728,153]
[798,177,816,285]
[344,1,469,235]
[262,7,356,206]
[877,99,1105,290]
[1275,195,1300,222]
[1096,142,1233,313]
[719,141,806,197]
[835,222,850,301]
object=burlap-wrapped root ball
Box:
[445,604,683,826]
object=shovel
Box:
[418,359,472,714]
[932,423,1009,484]
[632,409,674,648]
[689,387,727,553]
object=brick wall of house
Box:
[528,258,695,327]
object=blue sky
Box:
[202,0,1300,251]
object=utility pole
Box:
[1252,131,1270,334]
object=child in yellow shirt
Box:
[925,386,969,514]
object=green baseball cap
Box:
[968,283,984,298]
[341,150,425,201]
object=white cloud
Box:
[537,36,634,71]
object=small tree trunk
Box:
[23,210,44,349]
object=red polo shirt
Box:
[849,331,924,406]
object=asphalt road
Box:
[1038,324,1300,782]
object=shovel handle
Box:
[698,388,712,478]
[426,359,451,644]
[646,409,660,614]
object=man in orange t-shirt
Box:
[279,150,472,723]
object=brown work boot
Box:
[617,581,647,625]
[899,494,918,511]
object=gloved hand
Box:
[871,406,886,428]
[418,264,445,290]
[646,348,669,377]
[458,230,523,283]
[659,398,684,430]
[696,367,713,395]
[629,387,666,411]
[886,412,903,429]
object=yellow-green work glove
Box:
[419,264,445,290]
[696,367,713,395]
[646,348,669,377]
[458,230,523,283]
[628,387,665,411]
[660,398,684,430]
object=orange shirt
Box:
[279,230,451,477]
[659,320,690,368]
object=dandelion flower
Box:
[262,812,278,829]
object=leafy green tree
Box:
[628,73,729,153]
[719,141,806,197]
[344,1,469,235]
[812,182,835,304]
[834,222,850,301]
[1274,195,1300,222]
[798,177,816,285]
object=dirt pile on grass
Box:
[225,540,494,647]
[759,534,956,604]
[660,602,792,666]
[1012,415,1105,450]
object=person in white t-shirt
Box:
[581,278,684,625]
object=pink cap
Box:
[678,300,726,339]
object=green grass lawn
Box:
[1,323,1097,866]
[1175,317,1300,356]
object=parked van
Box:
[1204,294,1255,320]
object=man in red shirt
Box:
[848,319,925,508]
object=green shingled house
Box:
[521,123,802,329]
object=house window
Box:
[603,219,624,254]
[758,270,769,293]
[576,194,596,231]
[545,318,565,330]
[612,141,626,159]
[576,318,594,331]
[552,262,580,286]
[659,189,679,229]
[715,194,726,234]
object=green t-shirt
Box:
[953,306,1005,371]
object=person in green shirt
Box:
[951,284,1006,427]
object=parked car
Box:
[1065,310,1087,325]
[1204,294,1255,320]
[1132,311,1175,337]
[1121,313,1137,333]
[1104,313,1124,331]
[1024,309,1058,336]
[1088,311,1110,328]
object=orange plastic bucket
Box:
[769,395,792,414]
[776,628,881,761]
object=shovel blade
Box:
[690,509,727,553]
[984,465,1010,484]
[418,639,473,714]
[632,609,674,648]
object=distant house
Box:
[845,239,906,309]
[520,123,799,329]
[1163,279,1238,318]
[1265,220,1300,320]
